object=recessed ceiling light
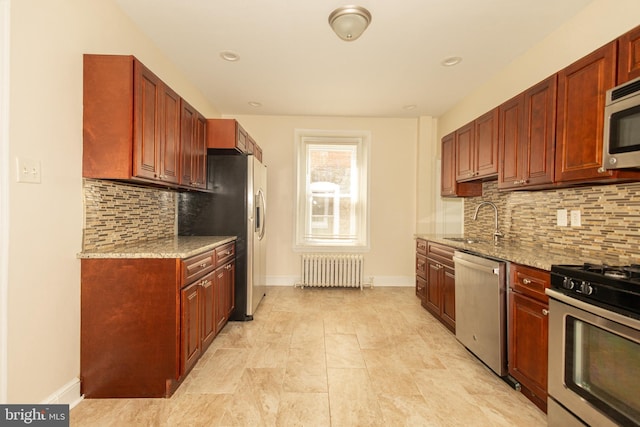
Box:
[441,56,462,67]
[248,101,262,108]
[220,50,240,62]
[402,104,417,110]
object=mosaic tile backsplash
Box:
[82,179,176,251]
[464,181,640,263]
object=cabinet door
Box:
[134,61,162,181]
[498,94,525,190]
[441,133,457,196]
[523,75,556,187]
[416,275,426,300]
[442,133,482,197]
[160,85,181,184]
[618,25,640,84]
[181,282,201,375]
[509,291,548,411]
[474,108,499,178]
[200,273,216,350]
[214,267,227,334]
[455,122,476,181]
[194,114,207,188]
[441,266,456,331]
[180,101,207,189]
[555,42,617,183]
[226,262,235,317]
[424,259,442,316]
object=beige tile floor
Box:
[71,286,547,426]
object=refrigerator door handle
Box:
[256,189,266,241]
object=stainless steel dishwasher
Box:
[453,250,507,376]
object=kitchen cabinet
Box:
[214,242,236,334]
[415,239,427,299]
[441,132,482,197]
[80,241,235,398]
[83,54,207,190]
[423,241,455,333]
[555,42,617,184]
[508,263,549,413]
[456,109,499,182]
[618,24,640,84]
[207,118,263,161]
[180,99,207,190]
[180,249,216,375]
[499,75,556,190]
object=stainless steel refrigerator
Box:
[178,154,267,321]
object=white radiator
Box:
[297,254,365,290]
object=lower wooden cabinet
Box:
[415,239,427,299]
[81,241,235,398]
[508,263,549,413]
[422,241,456,333]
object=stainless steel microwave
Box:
[603,76,640,170]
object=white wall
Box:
[7,0,219,404]
[437,0,640,139]
[231,115,418,287]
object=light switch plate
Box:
[557,209,568,227]
[570,210,581,227]
[16,157,41,183]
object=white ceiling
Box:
[115,0,594,118]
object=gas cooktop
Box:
[550,264,640,318]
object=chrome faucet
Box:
[473,201,503,245]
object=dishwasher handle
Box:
[453,255,501,275]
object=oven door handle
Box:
[546,288,639,329]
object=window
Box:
[294,129,370,251]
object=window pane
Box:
[306,145,356,242]
[295,129,369,250]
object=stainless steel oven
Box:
[547,264,640,427]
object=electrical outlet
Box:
[16,158,41,183]
[557,209,568,227]
[570,210,581,227]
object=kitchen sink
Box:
[444,237,488,244]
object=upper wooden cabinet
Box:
[441,132,482,197]
[455,109,499,182]
[499,75,556,190]
[555,42,617,184]
[83,54,207,190]
[618,24,640,84]
[207,118,263,161]
[180,99,207,190]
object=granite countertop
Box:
[78,235,236,259]
[415,234,626,271]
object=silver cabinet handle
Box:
[522,278,532,285]
[542,308,549,316]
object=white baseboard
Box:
[266,275,413,287]
[41,378,83,409]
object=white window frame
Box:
[294,129,370,252]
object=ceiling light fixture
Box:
[441,56,462,67]
[220,50,240,62]
[248,101,262,108]
[328,5,372,41]
[402,104,417,111]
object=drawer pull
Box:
[542,308,549,316]
[225,250,232,255]
[522,278,532,285]
[225,264,233,270]
[199,263,208,268]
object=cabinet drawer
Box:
[427,241,455,268]
[416,238,427,255]
[416,253,427,279]
[510,263,549,302]
[182,250,215,285]
[215,242,235,267]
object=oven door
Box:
[547,289,640,427]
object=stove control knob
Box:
[579,281,594,295]
[562,277,575,290]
